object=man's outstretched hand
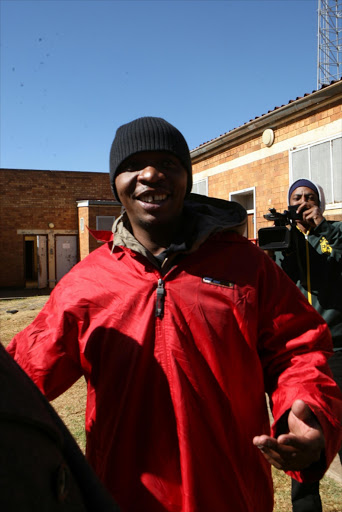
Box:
[253,400,325,471]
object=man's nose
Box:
[137,165,165,182]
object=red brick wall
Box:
[0,169,113,287]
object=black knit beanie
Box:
[109,117,193,201]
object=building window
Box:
[290,135,342,208]
[80,218,84,233]
[229,187,256,240]
[192,178,208,196]
[96,216,115,231]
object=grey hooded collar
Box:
[112,193,247,268]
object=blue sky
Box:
[1,0,319,173]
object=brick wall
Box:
[78,205,90,261]
[0,169,114,288]
[78,204,123,258]
[191,100,342,234]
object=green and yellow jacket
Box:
[275,219,342,350]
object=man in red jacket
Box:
[7,117,342,512]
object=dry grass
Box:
[1,295,341,511]
[272,467,342,512]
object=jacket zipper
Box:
[155,278,165,318]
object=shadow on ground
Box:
[0,288,51,299]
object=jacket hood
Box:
[110,193,247,262]
[183,193,247,250]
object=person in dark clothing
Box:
[0,342,120,512]
[273,178,342,512]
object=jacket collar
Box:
[111,193,247,266]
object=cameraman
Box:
[271,178,342,512]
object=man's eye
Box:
[122,162,139,172]
[162,159,176,168]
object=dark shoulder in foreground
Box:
[0,343,120,511]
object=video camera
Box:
[258,205,302,250]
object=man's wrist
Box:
[313,217,326,230]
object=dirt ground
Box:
[1,293,341,511]
[0,295,51,345]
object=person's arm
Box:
[7,289,83,400]
[254,251,342,480]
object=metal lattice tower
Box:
[317,0,342,88]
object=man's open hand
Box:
[253,400,325,471]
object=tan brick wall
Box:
[78,206,90,261]
[192,101,342,236]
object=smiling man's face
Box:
[115,151,188,235]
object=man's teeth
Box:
[141,194,167,203]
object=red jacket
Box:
[8,213,342,512]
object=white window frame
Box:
[289,134,342,210]
[229,186,256,239]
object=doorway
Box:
[56,235,77,283]
[24,235,48,288]
[25,237,37,287]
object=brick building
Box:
[0,79,341,290]
[191,79,342,240]
[0,170,122,289]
